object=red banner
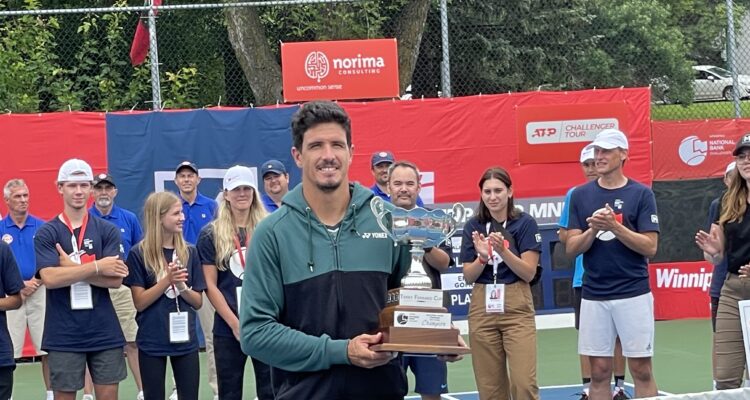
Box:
[652,119,749,180]
[344,88,653,202]
[281,38,399,102]
[649,261,713,320]
[0,112,106,220]
[516,102,629,164]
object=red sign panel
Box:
[649,261,712,320]
[652,119,750,180]
[281,38,400,102]
[516,102,630,164]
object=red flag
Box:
[129,0,162,66]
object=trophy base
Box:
[373,326,471,355]
[371,343,471,355]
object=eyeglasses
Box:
[736,153,750,164]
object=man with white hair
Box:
[566,129,660,399]
[34,159,129,400]
[0,179,52,400]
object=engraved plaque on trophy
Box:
[370,197,471,355]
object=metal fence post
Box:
[439,0,451,98]
[727,0,741,118]
[148,0,162,110]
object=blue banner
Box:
[105,107,300,215]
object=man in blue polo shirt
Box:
[0,241,24,400]
[175,161,217,245]
[260,159,290,212]
[566,129,660,399]
[0,179,52,400]
[370,151,425,206]
[89,173,144,400]
[35,158,129,400]
[174,160,218,399]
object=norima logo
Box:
[655,267,712,292]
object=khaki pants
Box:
[7,285,46,357]
[469,282,539,400]
[714,273,750,389]
[197,292,218,395]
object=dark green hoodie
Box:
[240,182,411,400]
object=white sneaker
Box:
[83,395,95,400]
[136,391,145,400]
[168,388,178,400]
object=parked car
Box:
[692,65,750,101]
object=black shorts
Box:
[573,287,583,330]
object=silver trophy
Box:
[370,197,465,289]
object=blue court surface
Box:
[406,383,672,399]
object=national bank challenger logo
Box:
[677,134,735,166]
[304,51,385,82]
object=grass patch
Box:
[652,99,750,120]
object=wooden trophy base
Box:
[375,302,471,355]
[372,326,471,355]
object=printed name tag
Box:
[485,284,505,313]
[169,312,190,343]
[70,282,93,310]
[236,287,242,315]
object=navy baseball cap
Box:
[261,159,287,178]
[733,133,750,156]
[175,161,198,174]
[371,151,395,167]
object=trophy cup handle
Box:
[369,197,399,243]
[444,203,466,238]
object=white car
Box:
[693,65,750,101]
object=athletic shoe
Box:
[613,387,630,400]
[573,392,589,400]
[82,395,95,400]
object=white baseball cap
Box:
[57,159,94,183]
[726,161,737,176]
[579,147,595,163]
[585,128,629,151]
[223,165,256,191]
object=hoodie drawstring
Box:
[349,203,360,237]
[305,207,315,272]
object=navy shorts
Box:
[402,355,448,395]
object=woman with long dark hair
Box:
[125,191,205,400]
[459,167,541,399]
[697,135,750,389]
[197,166,271,400]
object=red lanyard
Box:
[61,211,89,253]
[233,232,250,269]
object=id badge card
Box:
[236,286,242,315]
[70,282,94,310]
[485,284,505,313]
[169,312,190,343]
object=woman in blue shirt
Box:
[459,167,541,400]
[125,191,206,400]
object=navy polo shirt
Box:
[89,205,143,257]
[459,213,542,284]
[0,242,24,367]
[371,184,425,207]
[262,193,279,213]
[124,245,206,356]
[568,179,660,300]
[197,226,247,338]
[0,214,45,280]
[34,216,125,352]
[180,192,217,245]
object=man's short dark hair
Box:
[291,101,352,151]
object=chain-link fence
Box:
[1,0,750,120]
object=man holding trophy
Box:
[239,101,413,400]
[386,161,457,400]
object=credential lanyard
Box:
[171,250,182,313]
[61,212,89,261]
[485,220,506,285]
[232,232,250,269]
